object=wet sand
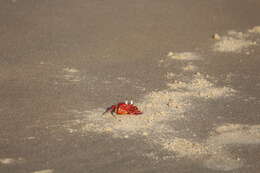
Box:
[0,0,260,172]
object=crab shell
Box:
[114,102,142,115]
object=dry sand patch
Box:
[213,27,260,53]
[213,31,256,53]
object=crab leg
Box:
[102,105,115,115]
[102,108,110,115]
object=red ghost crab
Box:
[103,100,142,115]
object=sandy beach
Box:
[0,0,260,172]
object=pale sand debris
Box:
[212,33,221,40]
[32,169,54,173]
[143,152,160,161]
[167,73,235,99]
[165,72,176,80]
[63,74,82,82]
[27,136,36,140]
[117,77,131,83]
[182,64,198,72]
[167,52,199,60]
[62,67,82,82]
[227,30,248,39]
[0,157,24,165]
[0,158,16,165]
[124,135,129,139]
[248,26,260,33]
[214,37,256,53]
[214,123,244,133]
[167,81,187,90]
[213,30,256,53]
[142,132,148,136]
[63,67,79,73]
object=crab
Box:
[103,100,142,115]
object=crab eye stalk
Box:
[130,100,133,104]
[125,100,128,104]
